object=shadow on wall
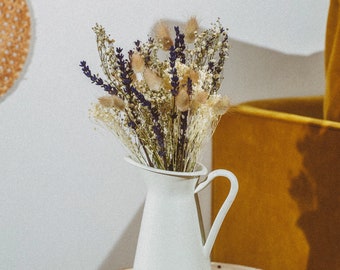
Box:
[289,125,340,270]
[97,205,143,270]
[149,18,325,103]
[223,39,324,103]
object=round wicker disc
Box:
[0,0,31,96]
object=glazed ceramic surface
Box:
[126,157,238,270]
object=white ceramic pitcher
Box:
[126,157,238,270]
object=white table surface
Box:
[211,262,261,269]
[123,262,261,270]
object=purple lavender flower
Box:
[169,46,179,96]
[79,61,117,95]
[83,19,230,171]
[174,26,186,64]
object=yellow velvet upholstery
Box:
[324,0,340,121]
[211,97,340,270]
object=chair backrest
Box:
[212,97,340,270]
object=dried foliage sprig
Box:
[80,17,231,172]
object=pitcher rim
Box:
[125,156,208,177]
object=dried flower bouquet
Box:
[80,17,230,172]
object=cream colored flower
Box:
[181,68,199,87]
[85,18,230,171]
[209,95,230,115]
[143,68,163,90]
[175,87,190,112]
[131,52,145,73]
[190,91,209,111]
[98,95,125,111]
[155,21,173,50]
[184,17,199,43]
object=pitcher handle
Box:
[195,169,238,257]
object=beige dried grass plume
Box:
[131,52,145,73]
[155,21,173,50]
[184,16,199,43]
[81,17,231,171]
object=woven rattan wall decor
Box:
[0,0,31,97]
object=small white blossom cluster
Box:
[81,17,231,172]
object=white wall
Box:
[0,1,328,269]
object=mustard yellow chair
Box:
[324,0,340,121]
[211,2,340,269]
[212,97,340,270]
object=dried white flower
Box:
[81,18,231,171]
